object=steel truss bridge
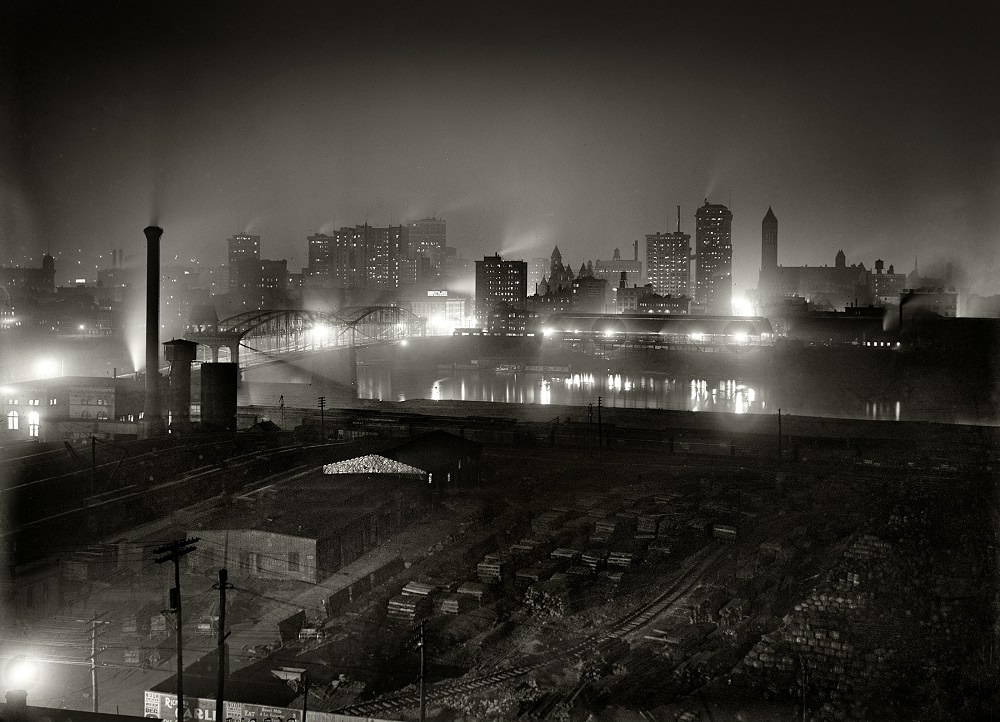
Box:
[184,306,426,366]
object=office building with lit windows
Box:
[474,253,527,325]
[646,229,691,298]
[694,200,733,315]
[306,225,409,289]
[407,218,446,268]
[227,234,261,291]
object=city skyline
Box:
[2,1,998,301]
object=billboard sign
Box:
[145,691,302,722]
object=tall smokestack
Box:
[144,226,163,426]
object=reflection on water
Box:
[356,366,905,420]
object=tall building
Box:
[646,207,691,298]
[593,243,642,290]
[474,253,526,324]
[762,207,777,271]
[307,229,356,285]
[305,224,408,289]
[527,257,549,293]
[407,218,446,268]
[695,200,733,314]
[227,234,260,291]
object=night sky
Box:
[2,0,998,299]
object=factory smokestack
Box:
[144,226,163,428]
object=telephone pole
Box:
[88,612,109,712]
[154,538,199,722]
[317,396,326,439]
[418,621,426,722]
[597,396,603,462]
[213,569,234,722]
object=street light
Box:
[4,655,38,706]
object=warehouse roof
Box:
[323,454,425,476]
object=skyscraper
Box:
[761,207,777,271]
[695,200,733,314]
[646,206,691,297]
[307,229,356,285]
[407,218,446,268]
[227,234,260,291]
[474,253,527,324]
[306,224,408,289]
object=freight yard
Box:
[320,445,994,721]
[16,411,996,722]
[121,419,993,722]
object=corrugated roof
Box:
[323,454,426,475]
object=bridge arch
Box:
[184,306,426,366]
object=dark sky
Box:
[2,0,998,299]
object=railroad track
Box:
[335,544,725,717]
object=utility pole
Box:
[317,396,326,440]
[588,403,594,458]
[154,538,199,722]
[418,621,426,722]
[778,409,783,462]
[90,612,102,712]
[91,436,96,501]
[213,569,233,722]
[597,396,603,462]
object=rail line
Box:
[335,544,725,717]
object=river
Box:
[355,365,907,421]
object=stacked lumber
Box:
[637,514,665,536]
[607,550,635,568]
[509,543,535,558]
[437,592,472,615]
[515,561,556,584]
[594,518,620,536]
[532,511,567,535]
[566,564,594,577]
[387,594,430,623]
[477,553,505,584]
[582,548,609,569]
[401,581,436,598]
[550,547,582,564]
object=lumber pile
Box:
[476,553,505,584]
[387,594,431,623]
[581,548,609,569]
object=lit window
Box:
[28,411,39,437]
[7,410,18,430]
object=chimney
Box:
[144,226,163,427]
